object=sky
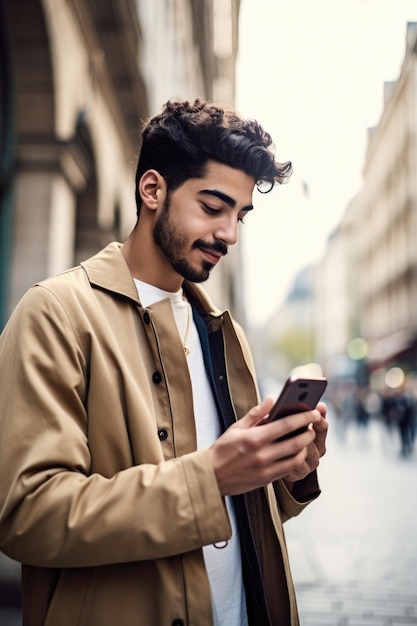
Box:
[236,0,417,327]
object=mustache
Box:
[193,239,228,257]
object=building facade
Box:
[357,23,417,374]
[1,0,149,329]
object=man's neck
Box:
[121,226,183,292]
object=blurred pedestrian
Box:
[382,386,416,457]
[355,387,370,430]
[0,99,328,626]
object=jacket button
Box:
[152,371,162,384]
[172,621,184,626]
[158,429,168,441]
[143,312,151,324]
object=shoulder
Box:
[1,267,89,346]
[14,265,95,327]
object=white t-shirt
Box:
[134,280,248,626]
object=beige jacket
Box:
[0,243,319,625]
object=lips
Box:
[200,247,223,264]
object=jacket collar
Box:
[81,242,140,303]
[81,242,225,318]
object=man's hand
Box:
[283,402,328,486]
[209,398,328,496]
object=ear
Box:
[138,169,166,211]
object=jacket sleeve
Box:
[0,287,231,568]
[272,473,321,523]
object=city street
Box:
[286,412,417,625]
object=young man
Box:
[0,98,328,626]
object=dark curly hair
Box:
[135,98,292,215]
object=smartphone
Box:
[262,375,327,439]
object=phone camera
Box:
[298,391,308,402]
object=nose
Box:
[214,214,238,246]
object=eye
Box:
[202,203,221,216]
[238,211,250,224]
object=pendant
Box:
[184,346,190,356]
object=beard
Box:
[153,194,227,283]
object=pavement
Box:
[285,413,417,625]
[1,413,416,626]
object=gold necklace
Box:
[182,298,190,356]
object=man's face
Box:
[153,161,255,283]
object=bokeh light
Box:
[347,337,367,360]
[385,367,405,389]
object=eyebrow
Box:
[198,189,254,212]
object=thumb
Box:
[240,396,275,428]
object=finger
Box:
[239,396,275,428]
[312,411,329,434]
[311,420,328,457]
[271,445,311,480]
[316,402,327,418]
[267,409,319,440]
[265,426,316,464]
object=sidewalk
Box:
[285,415,417,625]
